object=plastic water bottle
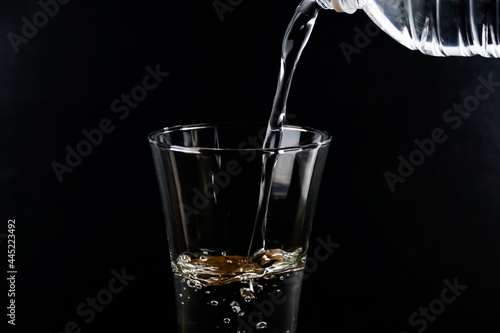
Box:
[316,0,500,57]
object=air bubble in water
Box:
[179,293,183,298]
[223,318,231,324]
[221,251,227,256]
[240,283,258,302]
[205,291,211,294]
[279,276,284,280]
[187,279,203,290]
[210,300,218,306]
[230,301,241,313]
[256,321,267,329]
[200,255,208,261]
[203,250,209,255]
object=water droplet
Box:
[200,255,208,261]
[205,291,211,294]
[279,276,284,280]
[179,293,183,298]
[276,289,281,293]
[223,318,230,324]
[203,250,209,255]
[210,300,218,306]
[227,259,232,263]
[181,301,184,305]
[187,296,191,299]
[256,321,267,329]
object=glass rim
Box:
[148,122,332,153]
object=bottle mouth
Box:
[329,0,366,14]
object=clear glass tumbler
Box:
[148,123,331,333]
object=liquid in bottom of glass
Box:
[172,250,305,333]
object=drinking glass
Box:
[149,123,331,333]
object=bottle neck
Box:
[317,0,367,14]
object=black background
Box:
[2,0,500,332]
